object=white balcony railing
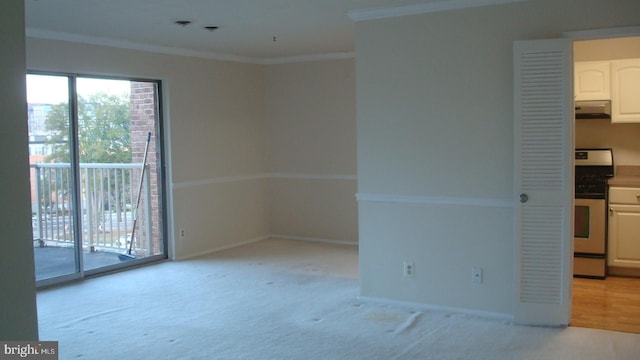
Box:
[30,162,151,254]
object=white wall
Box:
[575,36,640,166]
[355,0,640,316]
[25,38,359,258]
[0,1,39,340]
[264,60,358,243]
[26,38,269,259]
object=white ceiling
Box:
[26,0,519,63]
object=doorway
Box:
[571,36,640,333]
[27,73,167,286]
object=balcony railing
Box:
[30,162,151,254]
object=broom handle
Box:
[127,132,152,255]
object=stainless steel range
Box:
[574,148,614,279]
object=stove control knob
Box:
[520,193,528,203]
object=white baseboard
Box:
[357,295,513,322]
[269,234,358,246]
[176,235,270,260]
[176,234,357,260]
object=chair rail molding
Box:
[356,192,512,208]
[173,173,357,189]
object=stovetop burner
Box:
[575,149,614,199]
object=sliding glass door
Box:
[27,73,167,284]
[27,74,78,281]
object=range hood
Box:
[575,100,611,119]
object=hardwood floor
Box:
[572,276,640,334]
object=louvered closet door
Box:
[513,39,573,326]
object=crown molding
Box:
[261,52,355,65]
[562,26,640,40]
[348,0,528,22]
[26,27,355,66]
[26,27,262,64]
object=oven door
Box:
[574,198,606,254]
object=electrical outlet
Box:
[472,267,483,284]
[403,261,415,278]
[180,228,185,239]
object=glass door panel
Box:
[76,77,164,271]
[28,73,166,284]
[27,74,79,281]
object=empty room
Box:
[2,0,640,359]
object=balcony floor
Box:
[34,246,123,280]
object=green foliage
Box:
[44,103,71,163]
[45,92,131,163]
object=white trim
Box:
[356,193,512,208]
[172,174,267,189]
[175,234,357,260]
[173,173,357,189]
[563,26,640,40]
[26,27,354,65]
[175,235,269,260]
[270,234,358,246]
[357,295,513,322]
[262,52,355,65]
[348,0,527,22]
[269,173,357,181]
[26,28,261,64]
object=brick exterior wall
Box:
[130,82,162,256]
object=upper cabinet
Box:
[575,58,640,123]
[611,59,640,123]
[575,61,611,101]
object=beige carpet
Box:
[37,238,640,359]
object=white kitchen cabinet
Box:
[574,61,610,101]
[611,59,640,123]
[608,187,640,268]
